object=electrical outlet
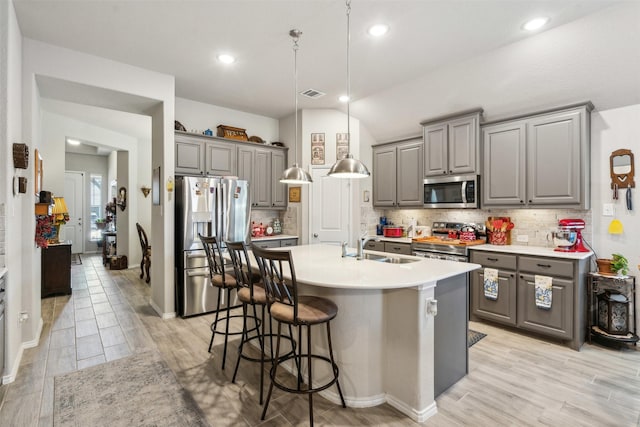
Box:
[516,234,529,243]
[603,203,614,216]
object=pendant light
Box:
[280,29,313,184]
[328,0,371,179]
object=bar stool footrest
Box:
[210,313,257,337]
[270,353,340,395]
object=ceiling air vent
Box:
[300,88,325,99]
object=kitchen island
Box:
[263,244,480,422]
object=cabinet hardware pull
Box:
[487,257,498,261]
[529,200,532,203]
[537,263,551,268]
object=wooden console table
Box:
[41,241,72,297]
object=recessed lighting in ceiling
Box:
[368,24,389,37]
[522,17,549,31]
[66,138,81,145]
[217,54,236,64]
[338,95,349,103]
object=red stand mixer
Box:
[552,218,589,252]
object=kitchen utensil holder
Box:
[489,230,510,245]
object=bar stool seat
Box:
[237,283,268,305]
[252,245,345,426]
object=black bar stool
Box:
[252,245,346,426]
[199,233,244,370]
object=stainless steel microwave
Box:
[423,174,479,209]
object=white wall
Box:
[591,104,640,332]
[175,97,279,143]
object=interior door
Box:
[310,168,350,245]
[64,171,85,255]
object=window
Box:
[90,174,103,241]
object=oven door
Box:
[423,174,478,209]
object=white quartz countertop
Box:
[266,244,479,290]
[251,234,298,242]
[469,244,593,260]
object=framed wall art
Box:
[311,133,325,165]
[34,149,43,196]
[336,133,349,160]
[289,186,301,203]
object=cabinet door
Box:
[237,145,255,183]
[175,138,205,175]
[205,141,236,176]
[252,239,280,249]
[517,274,574,340]
[448,115,477,174]
[280,238,298,247]
[271,150,287,208]
[396,140,424,207]
[384,242,412,255]
[471,268,517,326]
[364,240,385,251]
[42,244,72,297]
[482,121,527,206]
[526,110,581,205]
[253,148,272,207]
[372,145,397,207]
[424,123,448,176]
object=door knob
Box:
[313,233,318,238]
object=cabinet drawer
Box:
[364,241,385,251]
[384,242,412,255]
[470,251,517,270]
[251,240,280,249]
[280,238,298,247]
[519,256,574,278]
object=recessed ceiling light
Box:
[368,24,389,37]
[523,17,549,31]
[66,138,81,145]
[338,95,349,103]
[217,54,236,64]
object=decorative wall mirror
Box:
[610,149,635,189]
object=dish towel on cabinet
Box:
[535,275,553,309]
[483,268,499,300]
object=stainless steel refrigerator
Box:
[175,176,250,317]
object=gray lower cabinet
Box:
[470,252,517,326]
[470,250,588,350]
[384,241,412,255]
[482,103,592,209]
[252,238,298,249]
[372,139,423,208]
[364,240,385,251]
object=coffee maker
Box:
[552,218,589,252]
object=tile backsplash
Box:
[371,208,593,249]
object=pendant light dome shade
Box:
[327,0,370,179]
[280,29,312,185]
[281,163,313,184]
[327,154,370,178]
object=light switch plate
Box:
[602,203,614,216]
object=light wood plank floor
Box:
[1,254,639,426]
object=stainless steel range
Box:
[411,221,486,262]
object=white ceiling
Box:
[13,0,640,143]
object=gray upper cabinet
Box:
[422,110,482,177]
[205,141,236,176]
[372,138,423,208]
[176,131,287,209]
[175,135,205,175]
[482,103,592,209]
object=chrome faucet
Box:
[357,235,380,260]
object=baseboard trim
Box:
[386,394,438,423]
[2,317,43,384]
[148,298,176,319]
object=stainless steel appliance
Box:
[411,221,486,262]
[551,218,589,252]
[423,174,479,209]
[175,176,250,317]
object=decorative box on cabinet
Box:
[421,109,482,177]
[482,102,593,209]
[41,242,72,297]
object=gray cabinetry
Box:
[175,136,205,175]
[372,138,423,208]
[252,238,298,249]
[271,151,287,208]
[205,140,236,176]
[422,110,482,177]
[482,103,592,209]
[364,240,385,251]
[470,249,589,350]
[237,145,285,209]
[384,241,412,255]
[470,252,517,326]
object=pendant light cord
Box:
[291,29,301,166]
[346,0,351,151]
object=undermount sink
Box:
[363,253,419,264]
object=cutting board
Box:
[412,237,486,246]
